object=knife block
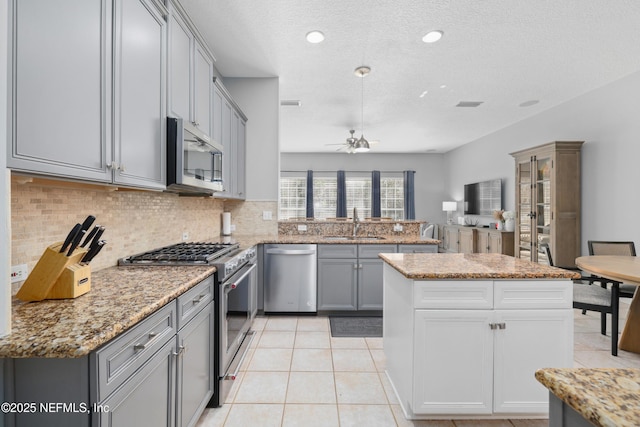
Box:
[16,242,89,302]
[46,263,91,299]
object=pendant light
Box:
[354,66,371,153]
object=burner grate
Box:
[122,242,238,265]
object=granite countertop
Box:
[0,265,215,358]
[379,252,581,280]
[536,368,640,427]
[234,234,440,246]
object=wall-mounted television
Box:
[464,179,502,215]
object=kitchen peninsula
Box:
[380,253,579,419]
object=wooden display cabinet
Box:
[510,141,583,268]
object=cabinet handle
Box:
[172,345,186,358]
[134,343,146,351]
[119,164,125,172]
[498,323,506,329]
[193,294,206,304]
[489,323,498,330]
[107,161,118,170]
[353,264,358,270]
[148,332,157,339]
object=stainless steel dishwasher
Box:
[264,244,317,313]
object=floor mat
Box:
[329,316,382,337]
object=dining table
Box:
[575,255,640,353]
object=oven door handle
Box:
[223,263,256,292]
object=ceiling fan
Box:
[325,66,379,154]
[327,129,379,153]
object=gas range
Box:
[118,241,256,281]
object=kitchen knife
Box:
[87,226,105,248]
[81,240,106,264]
[59,223,81,253]
[66,229,86,257]
[80,215,96,233]
[80,225,101,248]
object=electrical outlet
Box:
[297,224,307,232]
[262,211,273,220]
[11,264,28,283]
[182,232,189,241]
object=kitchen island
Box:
[380,253,579,420]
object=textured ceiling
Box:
[181,0,640,153]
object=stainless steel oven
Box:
[212,246,257,407]
[218,260,256,400]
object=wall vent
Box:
[456,101,484,107]
[280,100,302,106]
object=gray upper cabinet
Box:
[9,0,112,182]
[8,0,167,190]
[168,0,213,139]
[213,78,247,199]
[193,42,213,136]
[112,0,167,189]
[168,5,192,121]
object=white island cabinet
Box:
[380,253,577,420]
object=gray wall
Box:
[223,77,280,201]
[445,70,640,255]
[280,153,447,223]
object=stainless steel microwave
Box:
[167,117,223,194]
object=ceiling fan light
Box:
[354,136,370,153]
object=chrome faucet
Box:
[353,207,360,238]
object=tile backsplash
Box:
[11,178,225,272]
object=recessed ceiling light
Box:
[422,30,443,43]
[519,100,539,107]
[440,85,447,89]
[306,31,325,43]
[419,91,429,98]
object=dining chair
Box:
[588,240,637,299]
[541,243,620,356]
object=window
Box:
[381,174,404,220]
[346,173,371,218]
[279,174,306,219]
[279,171,409,220]
[313,174,337,219]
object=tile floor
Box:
[196,299,640,427]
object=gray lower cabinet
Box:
[317,257,358,311]
[397,244,438,254]
[317,244,397,312]
[8,0,167,190]
[98,339,175,427]
[4,277,214,427]
[176,301,214,427]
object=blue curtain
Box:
[336,170,347,218]
[371,170,381,218]
[404,170,415,220]
[305,170,314,219]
